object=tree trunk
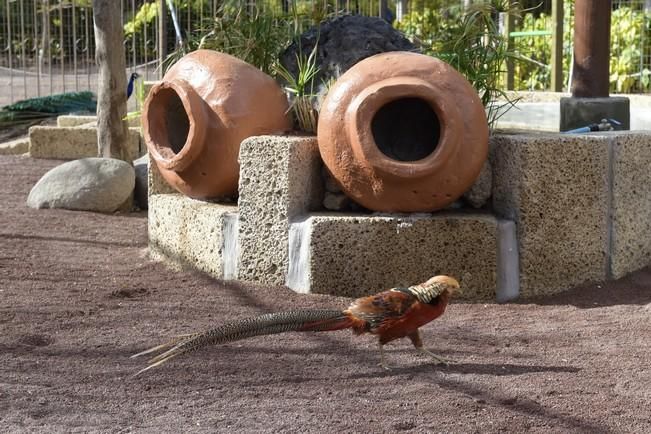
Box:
[92,0,129,160]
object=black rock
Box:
[133,154,148,210]
[279,15,417,108]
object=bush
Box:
[396,1,521,127]
[514,1,651,93]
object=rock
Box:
[279,15,417,113]
[133,154,148,210]
[27,157,135,213]
[323,191,351,211]
[463,160,493,208]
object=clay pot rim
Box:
[143,79,207,172]
[346,76,462,180]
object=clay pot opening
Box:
[147,86,191,157]
[370,97,441,162]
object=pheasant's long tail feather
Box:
[132,310,351,375]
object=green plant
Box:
[274,44,321,133]
[514,1,651,93]
[396,1,523,128]
[161,0,330,76]
[160,1,338,132]
[124,1,159,37]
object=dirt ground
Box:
[1,155,650,433]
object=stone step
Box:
[286,212,517,301]
[29,125,143,162]
[0,136,29,155]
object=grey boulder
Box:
[27,157,135,213]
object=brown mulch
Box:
[1,155,650,433]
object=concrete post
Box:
[560,0,630,132]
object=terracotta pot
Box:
[143,50,291,199]
[317,51,489,212]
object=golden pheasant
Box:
[132,275,461,374]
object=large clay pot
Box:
[318,51,489,212]
[143,50,291,199]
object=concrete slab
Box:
[560,96,630,131]
[148,193,236,277]
[287,212,501,301]
[29,125,142,162]
[0,136,29,155]
[491,133,611,297]
[56,114,141,128]
[57,115,97,127]
[609,133,651,278]
[237,135,323,286]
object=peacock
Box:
[127,72,141,100]
[0,91,97,129]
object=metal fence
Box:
[1,1,649,108]
[0,0,390,107]
[511,0,651,92]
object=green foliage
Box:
[610,6,651,92]
[124,2,159,37]
[274,44,321,133]
[515,1,651,93]
[396,1,522,128]
[162,1,323,76]
[161,1,338,131]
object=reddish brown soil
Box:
[1,155,650,433]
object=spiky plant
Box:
[274,43,321,133]
[397,0,524,128]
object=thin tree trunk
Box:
[92,0,129,160]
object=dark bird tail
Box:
[131,309,352,375]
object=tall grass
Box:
[397,0,524,128]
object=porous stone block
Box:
[237,135,323,285]
[148,193,236,277]
[0,136,29,155]
[610,133,651,278]
[147,153,177,196]
[57,115,140,128]
[57,115,97,127]
[29,125,142,162]
[491,133,610,297]
[288,213,499,301]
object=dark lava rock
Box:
[279,15,417,108]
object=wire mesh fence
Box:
[511,0,651,92]
[0,0,391,107]
[0,1,649,108]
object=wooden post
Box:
[572,0,611,97]
[92,0,129,160]
[550,0,564,92]
[560,0,628,131]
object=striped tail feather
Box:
[132,309,351,375]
